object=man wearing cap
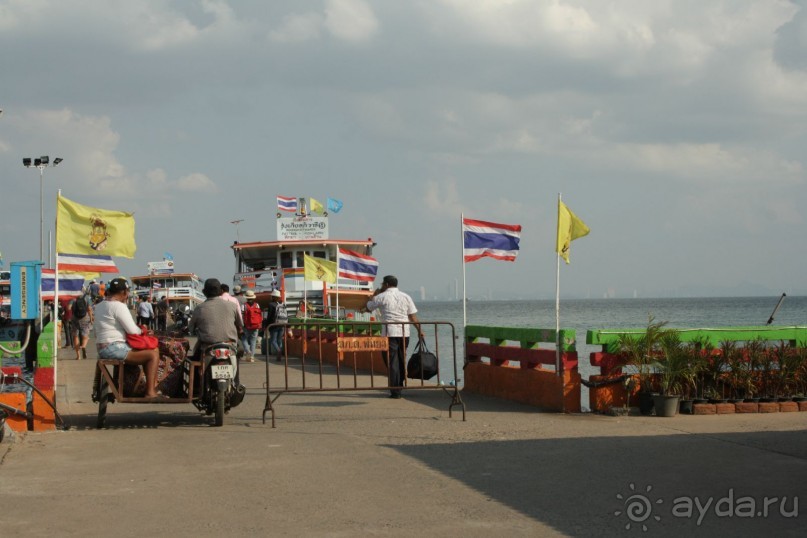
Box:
[233,285,246,310]
[189,279,243,359]
[241,290,263,362]
[365,275,423,399]
[265,290,288,361]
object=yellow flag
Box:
[303,254,337,283]
[556,200,590,264]
[56,195,137,258]
[309,197,325,215]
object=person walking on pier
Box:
[241,290,262,362]
[265,290,288,361]
[365,275,422,399]
[137,295,153,328]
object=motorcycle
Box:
[171,304,191,336]
[193,342,245,426]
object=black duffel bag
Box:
[407,337,438,380]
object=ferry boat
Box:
[231,198,376,318]
[130,265,205,312]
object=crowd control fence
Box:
[261,320,466,428]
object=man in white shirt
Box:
[366,275,422,399]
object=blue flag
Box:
[327,198,343,214]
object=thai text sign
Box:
[277,217,329,241]
[148,260,174,275]
[337,336,388,353]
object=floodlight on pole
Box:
[230,219,244,242]
[23,155,63,263]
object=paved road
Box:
[2,347,807,537]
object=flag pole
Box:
[54,190,62,394]
[335,249,340,320]
[555,193,562,378]
[461,213,467,329]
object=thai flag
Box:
[277,195,297,212]
[462,218,522,262]
[338,249,379,282]
[41,269,85,299]
[57,253,119,273]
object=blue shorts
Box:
[97,341,131,360]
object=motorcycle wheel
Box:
[214,379,227,427]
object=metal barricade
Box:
[262,320,466,427]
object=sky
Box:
[1,0,806,300]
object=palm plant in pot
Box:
[791,346,807,402]
[678,341,705,414]
[652,329,687,417]
[721,340,747,403]
[617,315,667,415]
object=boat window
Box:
[280,251,293,269]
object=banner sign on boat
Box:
[277,217,329,241]
[148,260,174,275]
[336,336,388,353]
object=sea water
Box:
[415,296,807,402]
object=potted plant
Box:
[792,346,807,402]
[743,338,765,403]
[689,336,714,404]
[704,343,729,403]
[652,329,687,417]
[721,340,746,403]
[617,315,668,415]
[757,340,777,402]
[678,341,705,414]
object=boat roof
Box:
[130,273,201,281]
[232,239,374,263]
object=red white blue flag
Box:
[41,269,85,299]
[338,248,379,282]
[462,218,522,262]
[57,253,119,273]
[277,195,297,212]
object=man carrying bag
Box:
[365,275,423,399]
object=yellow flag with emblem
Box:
[556,200,590,264]
[56,195,137,258]
[309,197,325,215]
[303,254,337,283]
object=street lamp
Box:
[23,155,63,263]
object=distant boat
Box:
[231,198,376,318]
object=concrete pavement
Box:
[1,345,807,537]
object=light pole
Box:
[230,219,244,242]
[23,155,63,263]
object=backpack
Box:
[243,304,263,330]
[275,303,288,323]
[73,295,89,319]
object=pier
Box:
[1,341,806,536]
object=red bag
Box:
[243,303,263,330]
[126,333,159,350]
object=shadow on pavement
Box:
[386,430,807,536]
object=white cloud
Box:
[325,0,379,42]
[175,172,218,193]
[269,0,378,44]
[269,12,324,43]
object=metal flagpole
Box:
[555,193,562,378]
[54,190,61,393]
[335,249,340,320]
[461,213,467,329]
